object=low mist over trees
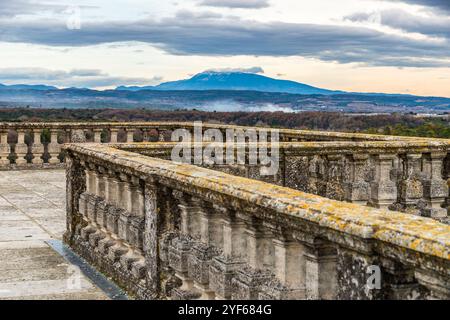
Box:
[0,108,448,138]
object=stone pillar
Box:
[398,153,424,213]
[93,129,103,143]
[344,154,370,205]
[0,130,10,166]
[144,181,160,296]
[422,152,448,219]
[48,129,61,164]
[369,154,397,209]
[15,129,28,165]
[64,155,86,245]
[325,155,344,201]
[126,129,134,143]
[110,128,119,143]
[304,240,337,300]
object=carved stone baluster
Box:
[344,154,370,205]
[398,153,424,214]
[0,130,10,166]
[110,128,119,143]
[259,238,306,299]
[117,174,143,271]
[188,199,222,299]
[158,129,168,142]
[98,170,120,254]
[31,129,44,164]
[325,154,344,200]
[307,156,319,195]
[209,207,246,300]
[422,152,448,219]
[48,129,61,164]
[169,192,202,299]
[64,129,72,143]
[80,164,98,241]
[93,129,103,143]
[126,129,134,143]
[369,154,397,209]
[89,167,107,247]
[231,218,274,300]
[97,167,116,253]
[107,171,129,263]
[15,129,28,165]
[304,239,337,300]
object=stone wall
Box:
[64,143,450,300]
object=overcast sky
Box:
[0,0,449,97]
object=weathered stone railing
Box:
[64,143,450,300]
[111,141,450,223]
[1,121,444,169]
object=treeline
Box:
[0,108,448,138]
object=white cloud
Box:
[0,67,163,88]
[198,0,270,9]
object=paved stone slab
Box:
[0,169,108,300]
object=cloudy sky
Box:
[0,0,449,96]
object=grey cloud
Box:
[0,68,163,88]
[346,9,450,38]
[199,0,270,9]
[387,0,450,13]
[0,11,449,68]
[0,0,65,17]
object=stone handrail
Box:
[64,143,450,300]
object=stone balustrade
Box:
[2,121,446,169]
[0,123,178,168]
[64,143,450,300]
[113,140,450,223]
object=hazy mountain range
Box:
[0,71,449,113]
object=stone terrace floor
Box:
[0,169,108,300]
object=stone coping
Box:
[114,140,450,154]
[1,121,448,143]
[65,143,450,262]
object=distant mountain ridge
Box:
[0,83,57,91]
[116,71,341,95]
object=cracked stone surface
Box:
[0,169,108,300]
